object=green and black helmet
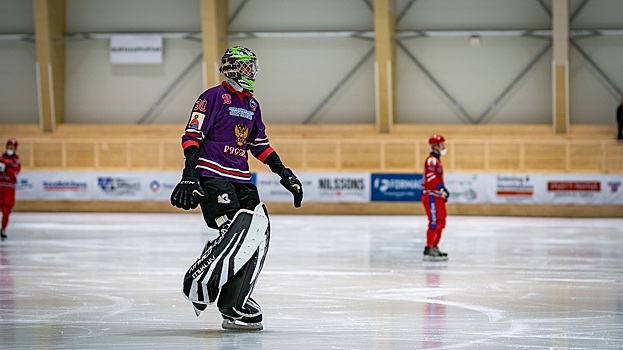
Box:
[220,46,259,91]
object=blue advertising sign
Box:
[371,173,423,202]
[250,173,257,186]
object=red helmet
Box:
[6,138,18,148]
[428,134,445,147]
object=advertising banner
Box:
[14,171,623,205]
[16,171,180,201]
[533,174,622,205]
[370,173,423,202]
[444,173,489,203]
[444,173,623,205]
[256,172,370,203]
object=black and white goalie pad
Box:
[182,203,269,305]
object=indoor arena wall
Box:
[1,123,621,217]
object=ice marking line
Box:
[441,321,530,349]
[527,277,616,283]
[41,294,133,321]
[93,294,134,320]
[420,298,503,322]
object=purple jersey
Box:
[181,81,274,183]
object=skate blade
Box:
[222,319,263,331]
[423,255,448,262]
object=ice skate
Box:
[423,246,448,262]
[221,318,263,331]
[435,246,448,257]
[0,229,6,240]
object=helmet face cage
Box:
[220,46,259,90]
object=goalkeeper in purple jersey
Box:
[170,46,303,331]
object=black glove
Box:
[170,168,207,210]
[438,185,450,202]
[279,168,303,208]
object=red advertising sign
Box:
[547,181,600,192]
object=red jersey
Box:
[422,152,444,197]
[0,153,21,188]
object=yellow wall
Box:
[2,123,622,217]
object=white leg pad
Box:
[183,203,269,305]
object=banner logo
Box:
[607,181,622,193]
[97,177,141,195]
[43,181,87,192]
[496,175,534,197]
[371,174,422,202]
[15,178,34,191]
[547,181,600,192]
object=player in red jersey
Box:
[421,134,450,261]
[0,138,21,240]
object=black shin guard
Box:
[217,252,263,323]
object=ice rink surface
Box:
[0,212,622,349]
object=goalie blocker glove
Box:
[264,152,303,208]
[171,168,207,210]
[279,168,303,208]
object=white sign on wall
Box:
[445,173,623,205]
[14,171,623,205]
[110,35,163,64]
[16,171,180,201]
[256,172,370,203]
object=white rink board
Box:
[446,173,623,204]
[13,171,623,204]
[16,171,181,201]
[256,172,370,203]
